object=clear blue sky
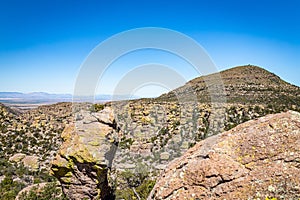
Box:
[0,0,299,96]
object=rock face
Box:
[149,111,300,199]
[50,107,118,200]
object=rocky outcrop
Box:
[149,111,300,199]
[50,106,118,200]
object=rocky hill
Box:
[158,65,300,106]
[149,111,300,199]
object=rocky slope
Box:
[149,111,300,199]
[0,102,72,167]
[0,102,72,199]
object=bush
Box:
[115,162,155,200]
[119,138,134,149]
[90,104,105,112]
[0,176,25,200]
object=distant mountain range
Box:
[0,92,72,99]
[0,92,139,105]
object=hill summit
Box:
[158,65,300,106]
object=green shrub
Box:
[90,104,105,112]
[0,176,25,200]
[119,138,134,149]
[115,162,155,200]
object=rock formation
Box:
[149,111,300,199]
[50,106,118,199]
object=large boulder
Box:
[50,107,118,200]
[149,111,300,199]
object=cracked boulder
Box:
[149,111,300,199]
[50,106,118,200]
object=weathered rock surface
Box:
[149,111,300,199]
[50,107,117,200]
[22,155,40,171]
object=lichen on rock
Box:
[51,106,118,199]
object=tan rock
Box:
[149,111,300,199]
[93,107,115,125]
[22,155,40,171]
[9,153,26,162]
[160,152,170,160]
